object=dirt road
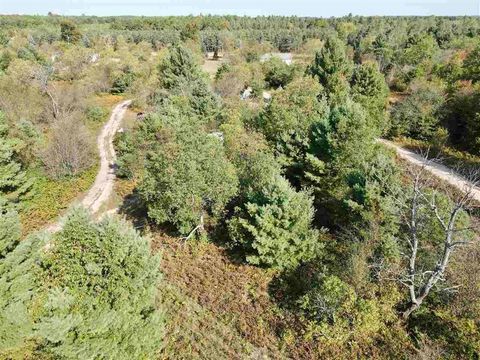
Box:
[46,100,131,232]
[379,139,480,203]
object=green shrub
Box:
[60,20,82,43]
[111,66,136,94]
[86,106,108,123]
[389,87,444,140]
[0,112,33,206]
[0,205,21,259]
[263,57,295,88]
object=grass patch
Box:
[85,93,125,133]
[20,165,98,235]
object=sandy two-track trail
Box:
[46,100,131,232]
[379,139,480,203]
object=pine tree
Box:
[307,36,353,105]
[156,45,218,116]
[0,112,32,205]
[228,176,321,270]
[0,209,165,359]
[60,20,82,43]
[139,109,238,235]
[350,62,389,134]
[0,208,40,358]
[0,203,21,259]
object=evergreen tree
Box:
[228,175,321,270]
[263,57,295,88]
[158,45,203,89]
[0,204,21,259]
[305,99,375,185]
[389,86,444,140]
[307,36,353,105]
[463,44,480,83]
[0,112,32,206]
[350,62,389,134]
[0,209,164,359]
[60,20,82,43]
[0,210,40,358]
[138,108,238,235]
[258,77,328,184]
[156,45,218,116]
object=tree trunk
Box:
[402,301,421,319]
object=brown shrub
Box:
[40,116,95,178]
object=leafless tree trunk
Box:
[399,156,479,318]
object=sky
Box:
[0,0,478,17]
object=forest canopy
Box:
[0,13,479,359]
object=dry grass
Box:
[91,93,125,108]
[152,234,295,359]
[157,282,256,359]
[202,59,223,78]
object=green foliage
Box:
[158,45,204,89]
[342,147,402,260]
[258,77,328,175]
[350,62,389,134]
[1,13,479,359]
[0,50,12,72]
[36,210,163,359]
[156,45,218,116]
[85,105,108,123]
[263,57,295,88]
[138,110,238,235]
[297,274,404,354]
[402,35,439,67]
[0,112,32,206]
[463,44,480,83]
[214,62,231,81]
[0,205,21,260]
[0,209,164,359]
[443,86,480,154]
[201,31,223,57]
[111,65,136,94]
[307,100,374,181]
[114,130,139,179]
[228,175,321,270]
[299,275,358,323]
[60,20,82,43]
[180,20,199,41]
[221,113,281,194]
[389,86,445,140]
[0,217,43,358]
[307,36,353,105]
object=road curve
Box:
[46,100,131,232]
[379,139,480,203]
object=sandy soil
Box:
[46,100,131,232]
[379,139,480,203]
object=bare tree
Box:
[34,65,89,123]
[398,155,479,318]
[40,116,94,179]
